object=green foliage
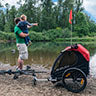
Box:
[62,28,71,38]
[4,22,11,32]
[0,10,5,31]
[88,21,96,33]
[74,12,89,37]
[29,28,71,41]
[0,31,15,41]
[55,37,95,42]
[0,0,96,39]
[0,29,96,42]
[0,28,71,41]
[29,31,45,41]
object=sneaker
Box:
[13,74,18,79]
[26,66,31,70]
[28,41,32,46]
[16,67,21,71]
[14,67,21,79]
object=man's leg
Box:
[17,43,28,70]
[18,58,24,70]
[14,58,23,79]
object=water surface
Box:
[0,42,96,77]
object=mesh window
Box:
[54,51,78,71]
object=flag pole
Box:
[71,23,72,45]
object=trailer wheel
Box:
[62,68,87,93]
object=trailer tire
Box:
[62,67,87,93]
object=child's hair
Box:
[14,17,20,24]
[20,14,27,20]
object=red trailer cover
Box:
[65,44,90,61]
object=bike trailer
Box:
[50,44,90,93]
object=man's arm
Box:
[19,32,29,37]
[15,26,29,37]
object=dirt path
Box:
[0,63,96,96]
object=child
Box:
[17,14,38,45]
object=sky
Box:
[83,0,96,21]
[0,0,23,8]
[0,0,96,21]
[1,0,19,6]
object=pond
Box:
[0,42,96,77]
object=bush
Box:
[0,28,74,41]
[29,31,47,41]
[0,31,15,41]
[1,28,94,42]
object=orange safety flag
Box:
[69,9,72,24]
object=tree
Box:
[4,6,17,32]
[85,15,96,36]
[18,0,37,22]
[40,0,55,30]
[0,3,5,31]
[75,0,84,13]
[74,12,89,37]
[0,10,5,31]
[5,3,10,22]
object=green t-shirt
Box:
[14,25,25,44]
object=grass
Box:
[55,37,96,42]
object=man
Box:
[14,17,29,70]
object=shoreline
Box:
[0,36,96,44]
[0,63,96,96]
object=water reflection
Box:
[0,42,71,66]
[0,42,96,66]
[0,42,96,77]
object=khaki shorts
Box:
[17,44,28,60]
